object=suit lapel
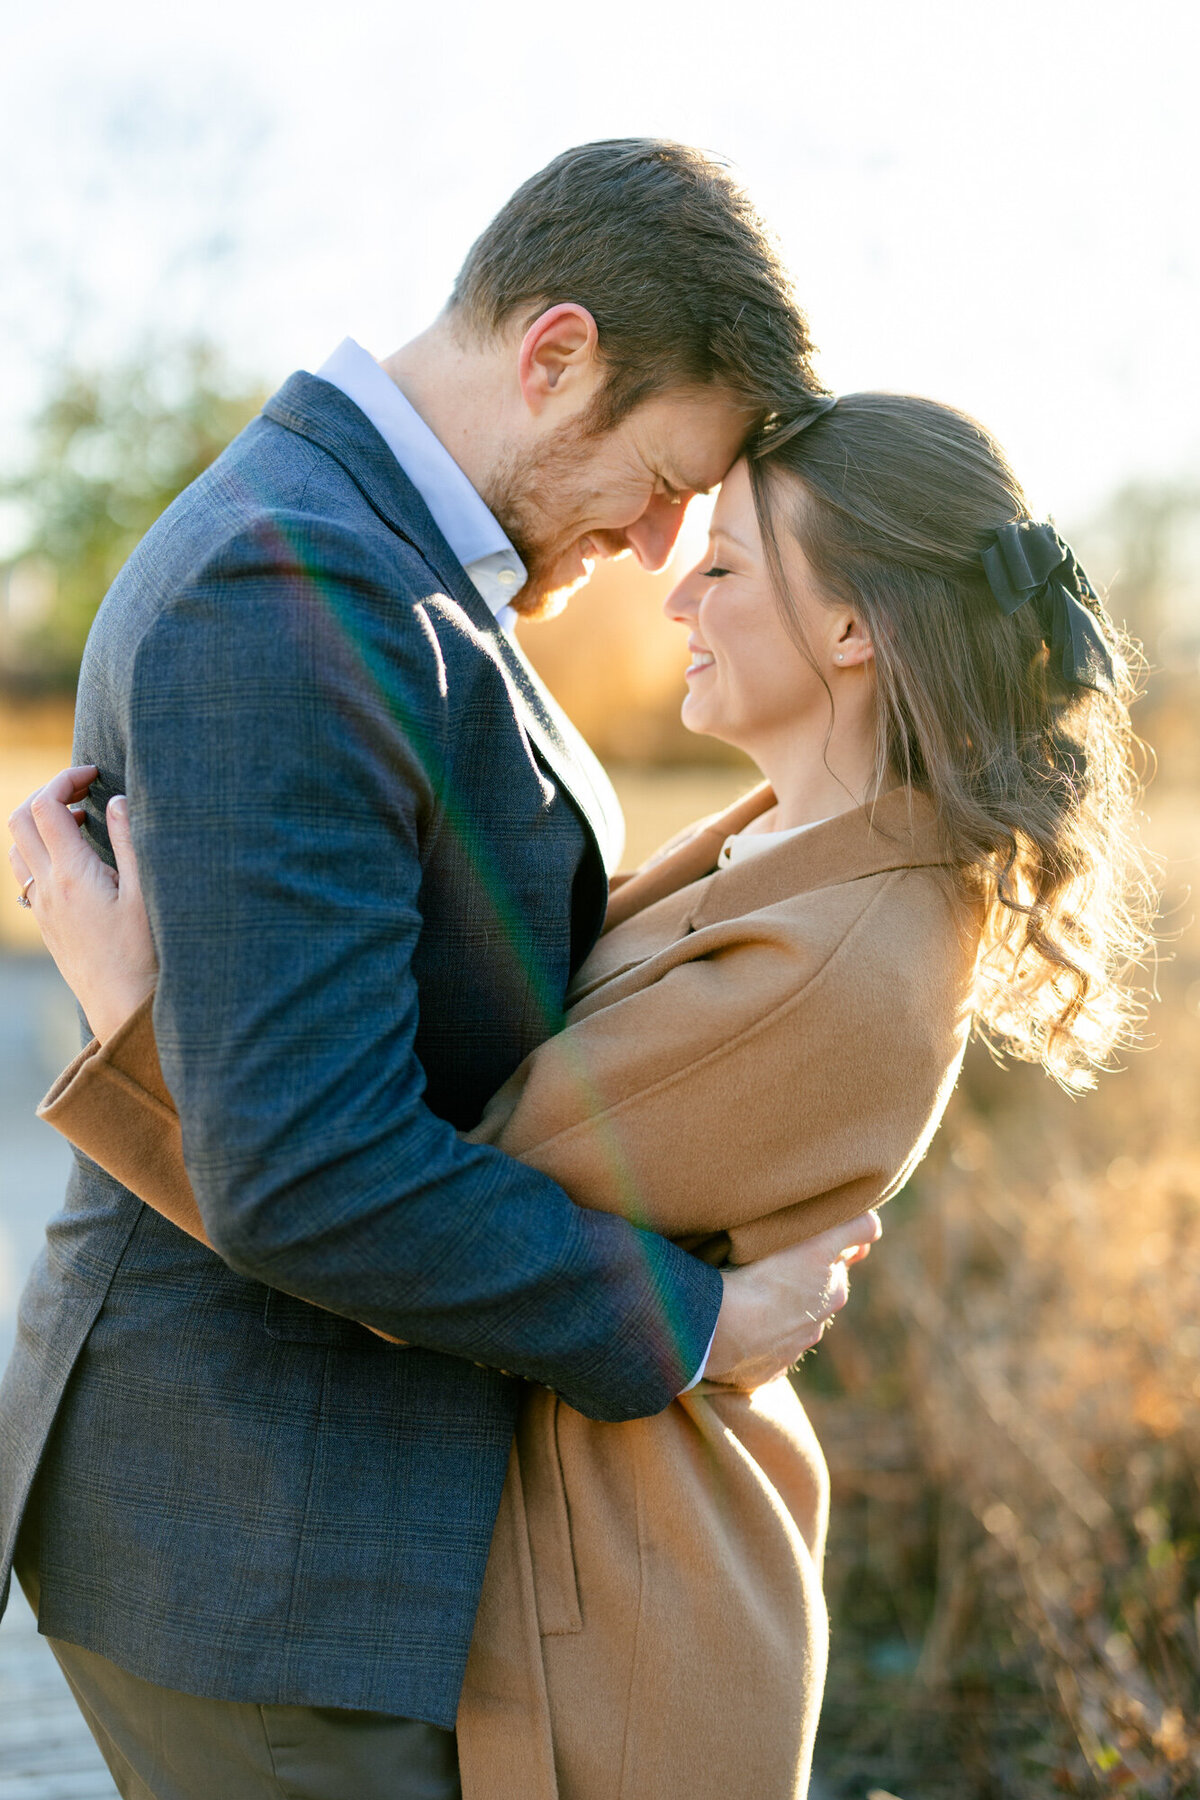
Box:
[262,373,621,878]
[488,628,625,875]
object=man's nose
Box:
[623,492,693,573]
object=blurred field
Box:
[2,687,1199,1799]
[0,702,81,952]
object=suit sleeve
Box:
[89,516,720,1421]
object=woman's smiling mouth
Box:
[685,643,715,679]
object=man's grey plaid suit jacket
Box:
[0,373,722,1726]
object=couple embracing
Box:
[3,140,1143,1799]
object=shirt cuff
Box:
[678,1319,720,1394]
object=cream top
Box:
[717,818,829,870]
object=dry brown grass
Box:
[794,743,1200,1797]
[805,1053,1200,1796]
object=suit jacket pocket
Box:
[262,1288,375,1348]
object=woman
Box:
[11,394,1149,1799]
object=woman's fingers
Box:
[8,793,51,882]
[8,768,123,926]
[7,775,157,1044]
[51,765,99,800]
[30,778,98,863]
[8,766,100,885]
[8,841,34,894]
[106,797,142,901]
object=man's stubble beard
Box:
[481,416,612,623]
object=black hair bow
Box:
[980,521,1116,696]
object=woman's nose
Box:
[663,562,703,623]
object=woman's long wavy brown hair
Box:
[749,393,1155,1091]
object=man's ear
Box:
[517,304,600,417]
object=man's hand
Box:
[703,1210,882,1390]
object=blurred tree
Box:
[1079,479,1200,669]
[0,342,264,691]
[1075,480,1200,789]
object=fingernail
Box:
[109,795,128,818]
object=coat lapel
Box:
[602,783,776,933]
[603,785,950,939]
[689,787,949,929]
[262,373,622,876]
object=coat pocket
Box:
[516,1391,583,1636]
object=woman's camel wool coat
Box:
[39,785,979,1800]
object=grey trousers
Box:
[19,1562,460,1800]
[43,1632,463,1800]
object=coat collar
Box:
[603,784,950,936]
[262,372,622,880]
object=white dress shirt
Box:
[316,338,527,632]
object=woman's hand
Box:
[8,765,159,1042]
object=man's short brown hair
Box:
[449,139,828,440]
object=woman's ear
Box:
[517,304,600,417]
[831,613,875,669]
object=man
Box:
[1,141,870,1797]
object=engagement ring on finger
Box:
[16,875,34,910]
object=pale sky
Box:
[2,0,1197,544]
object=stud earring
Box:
[834,652,844,663]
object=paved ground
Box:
[0,952,117,1795]
[0,1599,116,1799]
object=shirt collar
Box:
[316,338,527,627]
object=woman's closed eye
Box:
[701,565,732,579]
